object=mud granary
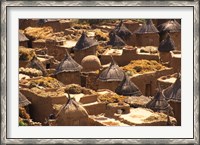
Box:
[18,19,181,126]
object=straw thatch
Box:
[19,92,31,107]
[56,94,88,126]
[158,34,175,52]
[107,32,126,47]
[26,56,48,76]
[19,31,29,42]
[115,74,142,96]
[55,52,82,74]
[98,57,124,82]
[112,20,133,40]
[163,73,181,102]
[157,19,181,33]
[146,88,174,116]
[134,19,159,34]
[73,32,98,51]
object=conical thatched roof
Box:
[112,20,133,40]
[158,34,175,52]
[19,31,29,42]
[98,57,124,82]
[73,32,98,51]
[55,52,82,74]
[146,88,174,116]
[115,74,142,96]
[19,92,31,107]
[163,73,181,102]
[56,94,88,126]
[26,56,48,76]
[157,19,181,33]
[107,32,126,47]
[135,19,159,34]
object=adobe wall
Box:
[19,41,28,48]
[19,19,39,30]
[19,60,29,68]
[97,80,121,92]
[170,32,181,51]
[83,102,107,115]
[46,43,66,61]
[159,52,171,63]
[32,40,46,48]
[83,72,99,91]
[170,54,181,73]
[169,101,181,126]
[55,71,81,85]
[136,33,160,47]
[43,21,61,32]
[74,46,97,64]
[20,89,67,124]
[125,34,137,47]
[130,68,174,96]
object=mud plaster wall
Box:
[124,34,137,47]
[83,102,107,115]
[19,19,39,30]
[47,44,66,61]
[20,89,66,124]
[105,104,130,117]
[159,52,171,63]
[97,80,121,92]
[19,41,28,48]
[124,21,141,33]
[100,52,159,66]
[130,69,174,96]
[170,56,181,73]
[56,116,89,126]
[84,72,99,91]
[43,21,61,32]
[32,40,46,48]
[55,71,81,85]
[19,60,29,68]
[136,33,160,47]
[170,32,181,51]
[169,101,181,126]
[74,46,97,64]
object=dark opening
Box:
[46,63,50,69]
[145,84,151,96]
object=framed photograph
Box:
[1,0,199,144]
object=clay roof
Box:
[98,58,124,82]
[19,92,31,107]
[19,31,29,42]
[157,19,181,33]
[107,32,126,47]
[26,56,48,76]
[158,34,175,52]
[56,94,88,125]
[112,20,133,40]
[146,89,173,115]
[115,74,142,96]
[55,52,82,74]
[81,55,101,72]
[73,32,98,51]
[134,19,159,34]
[163,73,181,102]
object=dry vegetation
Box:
[19,47,35,61]
[122,59,167,75]
[98,93,127,104]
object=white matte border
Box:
[1,0,198,144]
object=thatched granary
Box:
[163,73,181,125]
[73,32,98,64]
[158,34,175,63]
[19,92,31,107]
[115,74,142,96]
[157,19,181,50]
[81,55,101,72]
[98,58,124,91]
[26,56,48,77]
[111,21,135,46]
[107,32,126,48]
[56,95,89,126]
[54,52,82,85]
[134,19,159,46]
[146,87,174,116]
[19,31,29,47]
